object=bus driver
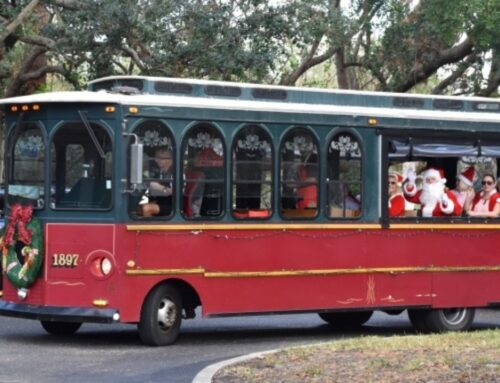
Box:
[139,147,173,217]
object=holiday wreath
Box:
[0,204,43,289]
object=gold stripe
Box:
[126,223,381,231]
[127,223,500,231]
[125,268,205,276]
[125,265,500,277]
[390,224,500,230]
[205,265,500,278]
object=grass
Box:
[214,330,500,382]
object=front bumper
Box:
[0,300,119,323]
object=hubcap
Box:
[441,308,467,325]
[157,297,177,330]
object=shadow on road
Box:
[2,309,498,348]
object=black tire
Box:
[426,308,475,332]
[408,308,475,333]
[138,284,182,346]
[40,320,82,336]
[408,309,431,333]
[319,311,373,329]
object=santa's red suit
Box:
[388,193,415,217]
[403,168,462,217]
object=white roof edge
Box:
[1,90,500,124]
[88,75,500,102]
[0,91,123,105]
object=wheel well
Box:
[161,279,201,312]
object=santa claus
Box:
[403,168,462,217]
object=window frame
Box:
[231,124,274,220]
[325,128,364,221]
[129,119,176,220]
[6,121,47,211]
[181,122,226,220]
[49,120,114,211]
[278,126,320,220]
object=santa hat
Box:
[193,148,223,168]
[389,172,404,186]
[423,167,446,184]
[458,166,475,187]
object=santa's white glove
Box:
[441,193,449,206]
[407,169,416,184]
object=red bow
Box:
[4,204,33,246]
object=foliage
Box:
[1,0,500,97]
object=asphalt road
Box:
[0,309,499,383]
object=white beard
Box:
[420,182,445,217]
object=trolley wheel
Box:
[318,310,373,329]
[40,320,82,336]
[138,284,182,346]
[408,308,475,333]
[407,309,430,333]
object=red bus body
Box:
[3,223,499,323]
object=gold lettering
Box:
[51,253,79,268]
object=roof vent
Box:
[110,86,141,95]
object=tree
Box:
[277,0,500,96]
[1,0,500,98]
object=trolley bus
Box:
[0,76,500,345]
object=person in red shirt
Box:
[450,166,476,211]
[297,164,318,210]
[403,168,462,217]
[388,172,416,217]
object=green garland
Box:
[1,214,44,290]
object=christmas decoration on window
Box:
[330,135,361,157]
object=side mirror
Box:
[130,142,143,187]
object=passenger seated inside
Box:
[403,167,461,217]
[297,161,318,209]
[183,170,204,218]
[138,146,173,217]
[183,148,223,218]
[467,173,500,218]
[328,180,361,218]
[388,172,417,217]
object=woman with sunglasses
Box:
[388,172,417,217]
[467,174,500,218]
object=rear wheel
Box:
[138,284,182,346]
[319,311,373,329]
[426,308,475,332]
[40,321,82,336]
[408,308,475,333]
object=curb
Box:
[192,348,280,383]
[192,342,330,383]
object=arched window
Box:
[132,120,175,218]
[51,122,112,210]
[232,125,272,219]
[8,123,46,209]
[280,128,319,219]
[182,124,225,219]
[327,132,362,218]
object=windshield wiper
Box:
[78,110,106,160]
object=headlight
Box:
[88,252,115,280]
[101,258,112,275]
